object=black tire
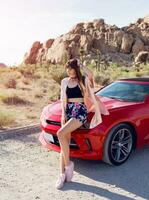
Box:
[102,123,135,166]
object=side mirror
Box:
[144,94,149,104]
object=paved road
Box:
[0,132,149,200]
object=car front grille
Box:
[43,132,79,150]
[46,120,61,126]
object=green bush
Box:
[49,65,67,84]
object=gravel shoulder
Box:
[0,131,149,200]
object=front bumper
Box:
[39,122,106,160]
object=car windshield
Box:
[96,81,149,102]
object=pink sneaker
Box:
[65,161,74,182]
[55,173,66,189]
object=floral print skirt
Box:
[65,102,88,124]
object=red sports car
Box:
[39,77,149,166]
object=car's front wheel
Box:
[103,123,135,166]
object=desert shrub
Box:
[42,89,47,93]
[1,94,31,105]
[26,113,36,119]
[0,110,15,128]
[49,65,66,84]
[4,78,17,89]
[48,84,60,101]
[33,73,41,79]
[20,68,34,78]
[34,94,43,98]
[94,74,111,86]
[21,77,30,85]
[34,89,43,98]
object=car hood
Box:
[98,95,140,109]
[43,96,139,117]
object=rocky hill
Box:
[0,63,7,68]
[23,15,149,66]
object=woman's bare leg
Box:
[60,132,71,173]
[57,118,83,166]
[67,132,71,144]
[60,151,65,173]
[59,117,71,174]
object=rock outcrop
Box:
[0,63,7,68]
[135,51,149,64]
[23,15,149,66]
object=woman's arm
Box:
[85,76,110,115]
[85,76,101,115]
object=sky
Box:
[0,0,148,66]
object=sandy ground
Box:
[0,131,149,200]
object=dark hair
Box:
[65,58,86,96]
[65,58,79,69]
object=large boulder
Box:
[93,18,105,30]
[70,22,84,34]
[80,34,93,52]
[24,41,42,64]
[44,39,54,48]
[114,30,125,49]
[121,33,134,53]
[144,15,149,24]
[46,37,67,63]
[132,38,145,56]
[135,51,149,63]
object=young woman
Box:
[55,58,109,189]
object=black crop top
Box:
[66,76,85,98]
[66,84,83,98]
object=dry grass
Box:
[0,109,15,128]
[1,94,31,105]
[21,77,31,85]
[4,78,17,89]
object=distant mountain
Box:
[0,63,7,68]
[23,15,149,66]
